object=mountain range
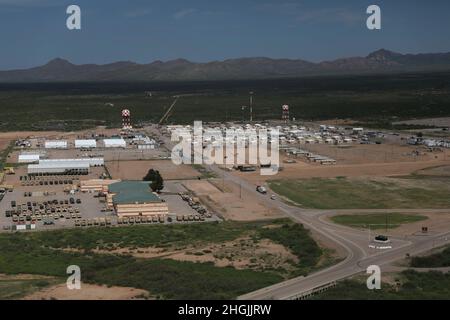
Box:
[1,49,450,82]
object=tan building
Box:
[80,179,120,193]
[105,181,168,218]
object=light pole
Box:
[249,91,254,122]
[241,106,247,123]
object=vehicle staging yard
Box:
[0,187,109,231]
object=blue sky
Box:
[0,0,449,69]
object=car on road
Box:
[374,235,390,243]
[256,186,267,194]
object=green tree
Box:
[143,169,157,181]
[143,169,164,192]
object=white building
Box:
[104,138,126,148]
[28,162,89,175]
[27,158,104,175]
[45,141,68,149]
[352,128,364,135]
[39,158,104,167]
[18,154,40,164]
[75,139,97,149]
[138,144,155,150]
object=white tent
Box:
[18,154,40,163]
[104,138,126,148]
[45,141,67,149]
[75,139,97,149]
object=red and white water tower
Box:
[282,105,289,123]
[122,109,132,129]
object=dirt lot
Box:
[234,159,450,185]
[106,159,200,180]
[289,143,447,165]
[23,283,149,300]
[182,179,282,221]
[0,138,10,151]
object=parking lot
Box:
[0,176,220,232]
[0,187,109,231]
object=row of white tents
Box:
[423,139,450,148]
[44,139,127,149]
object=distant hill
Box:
[1,49,450,82]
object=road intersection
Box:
[151,125,450,300]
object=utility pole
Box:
[239,182,242,199]
[249,91,254,122]
[385,213,388,233]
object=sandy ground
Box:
[0,138,10,151]
[106,160,200,180]
[166,237,298,273]
[293,144,447,165]
[22,283,149,300]
[182,179,283,221]
[234,159,450,185]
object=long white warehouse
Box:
[27,158,104,175]
[75,139,97,149]
[28,162,89,175]
[18,154,40,164]
[45,141,68,149]
[103,138,126,148]
[39,158,104,166]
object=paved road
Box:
[149,125,450,300]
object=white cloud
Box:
[173,8,197,20]
[257,2,362,25]
[295,8,363,24]
[0,0,61,7]
[125,8,152,18]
